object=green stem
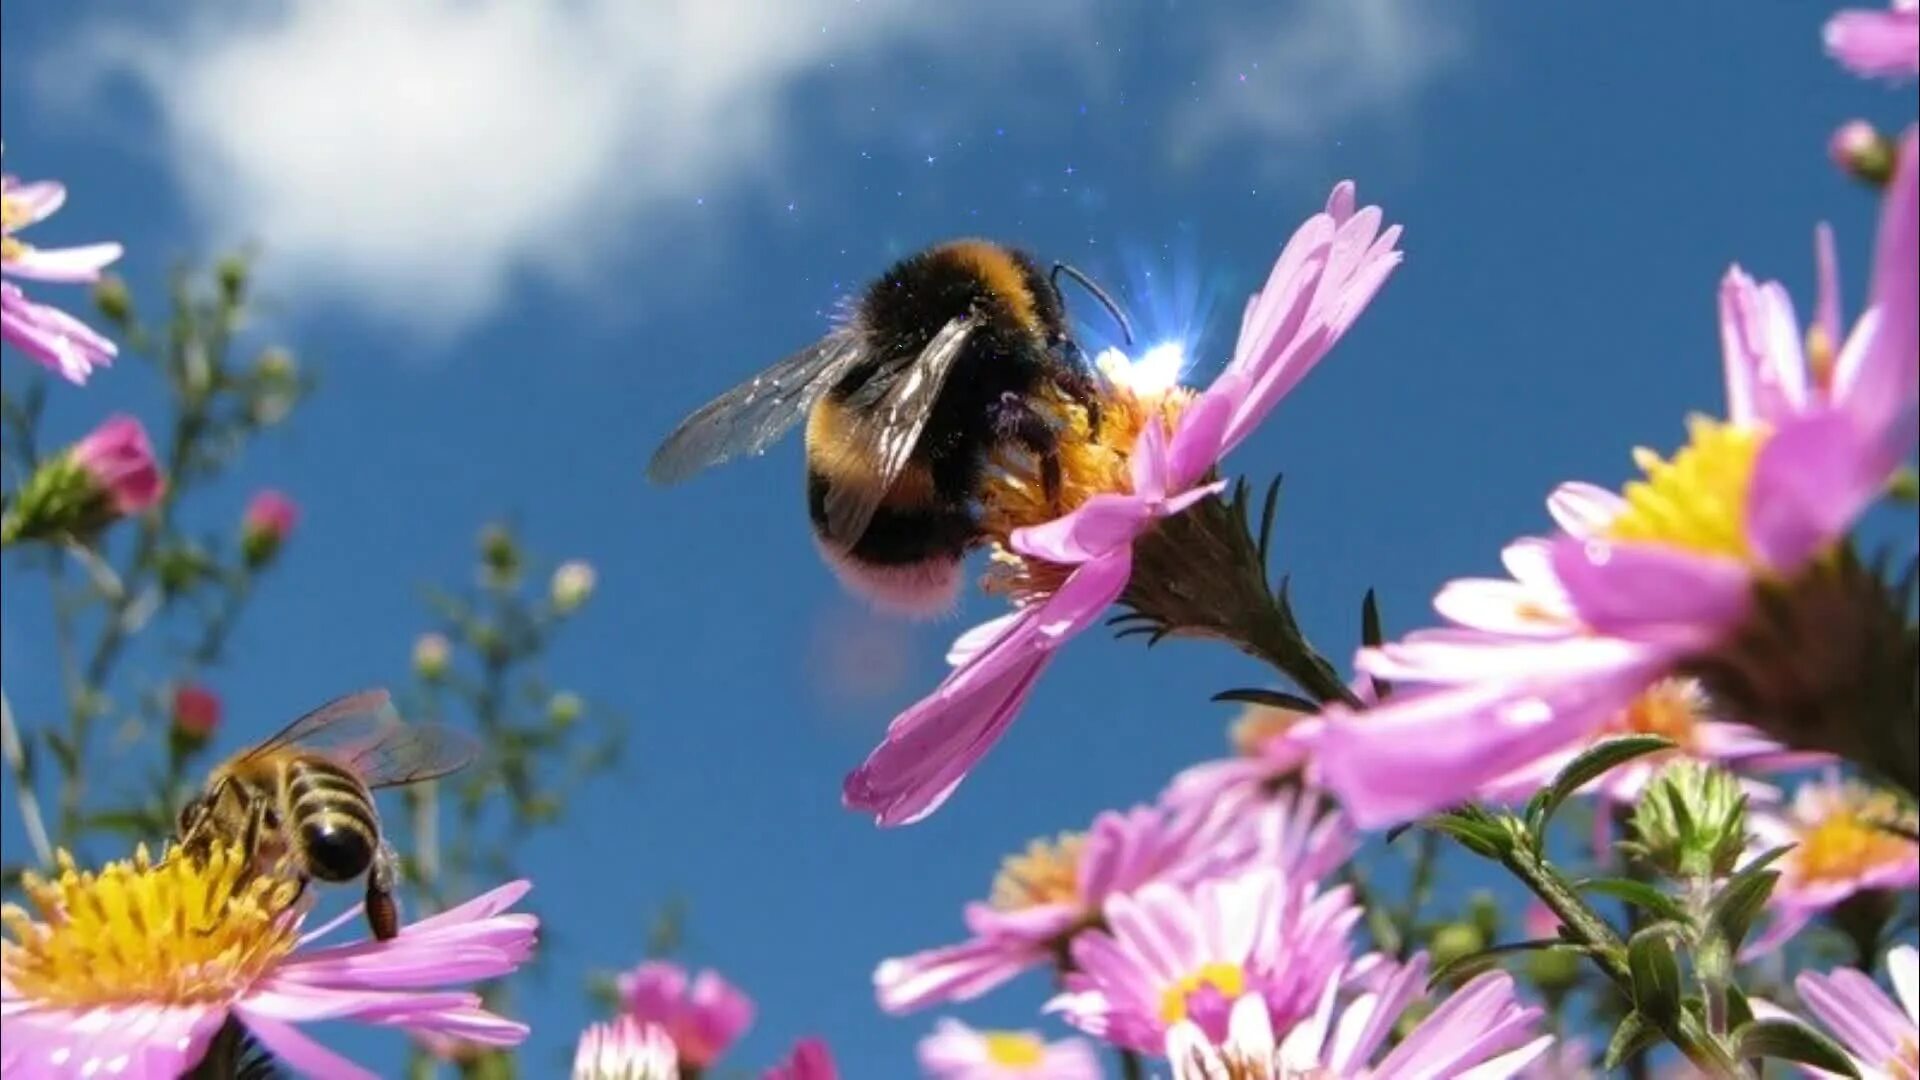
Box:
[1612,805,1653,1080]
[1117,1048,1146,1080]
[0,690,53,867]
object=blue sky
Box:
[3,2,1914,1075]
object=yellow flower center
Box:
[1,843,301,1007]
[1158,961,1247,1024]
[978,353,1196,601]
[989,833,1085,911]
[1605,415,1767,563]
[0,235,25,263]
[982,1032,1047,1068]
[1792,799,1916,885]
[1231,702,1307,757]
[1,193,28,231]
[1604,679,1704,750]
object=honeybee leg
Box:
[994,393,1065,509]
[365,841,402,941]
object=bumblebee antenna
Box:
[1051,263,1135,347]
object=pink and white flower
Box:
[0,844,535,1080]
[573,1016,680,1080]
[1311,132,1920,828]
[917,1018,1100,1079]
[1827,0,1920,78]
[1046,866,1363,1053]
[72,414,165,517]
[1167,961,1551,1080]
[617,961,754,1068]
[763,1037,838,1080]
[1745,774,1919,954]
[1,174,122,384]
[875,804,1214,1013]
[1795,945,1919,1080]
[845,181,1404,826]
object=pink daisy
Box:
[0,843,535,1080]
[763,1037,838,1080]
[1,174,122,384]
[1827,0,1920,78]
[875,803,1215,1013]
[617,960,754,1068]
[1046,866,1364,1053]
[1312,131,1920,828]
[1745,773,1919,954]
[1166,961,1551,1080]
[917,1018,1101,1079]
[1796,945,1919,1079]
[573,1016,680,1079]
[845,180,1404,825]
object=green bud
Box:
[547,691,584,727]
[216,254,249,303]
[549,560,596,614]
[478,523,520,585]
[1624,761,1748,879]
[1526,943,1583,995]
[1468,890,1501,943]
[413,632,452,682]
[1429,921,1485,971]
[93,274,133,327]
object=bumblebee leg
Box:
[1053,342,1105,435]
[994,393,1064,510]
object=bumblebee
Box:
[175,689,477,940]
[649,240,1131,614]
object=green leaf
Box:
[1426,939,1582,988]
[1360,588,1385,647]
[1732,1019,1861,1077]
[1708,845,1793,949]
[1725,983,1755,1031]
[1211,688,1320,713]
[1528,735,1675,841]
[1423,807,1517,860]
[1627,927,1683,1023]
[1573,876,1688,923]
[1603,1011,1661,1071]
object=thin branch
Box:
[1,690,54,867]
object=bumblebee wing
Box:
[238,688,393,761]
[820,316,976,547]
[340,723,482,790]
[647,330,866,484]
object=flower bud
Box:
[1625,760,1749,879]
[1,415,164,544]
[240,489,299,568]
[216,254,248,304]
[1429,921,1485,971]
[478,523,520,585]
[1523,905,1581,995]
[171,683,221,746]
[550,560,596,614]
[1830,120,1897,187]
[92,274,133,327]
[413,632,452,682]
[548,691,584,727]
[157,543,212,596]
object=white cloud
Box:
[45,0,1468,335]
[48,0,1096,333]
[1171,0,1469,168]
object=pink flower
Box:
[917,1018,1100,1079]
[1,844,535,1080]
[1046,866,1364,1053]
[171,682,222,741]
[1744,774,1919,955]
[72,414,164,516]
[1827,0,1920,77]
[241,489,300,566]
[617,961,754,1068]
[1167,962,1551,1080]
[1,174,122,384]
[1312,132,1920,828]
[1795,945,1918,1079]
[844,181,1404,825]
[573,1016,679,1080]
[762,1037,837,1080]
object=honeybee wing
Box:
[819,315,977,547]
[338,722,481,790]
[647,329,867,485]
[237,688,394,761]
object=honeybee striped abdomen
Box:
[284,757,378,882]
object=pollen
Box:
[1,842,302,1007]
[1605,679,1704,750]
[988,833,1086,911]
[1605,415,1767,563]
[982,1031,1047,1068]
[1159,961,1247,1024]
[1231,702,1308,757]
[1788,787,1916,887]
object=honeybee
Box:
[649,239,1132,615]
[175,688,478,940]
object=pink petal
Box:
[946,611,1023,666]
[1013,493,1155,564]
[2,179,67,226]
[1166,380,1236,489]
[1545,483,1625,539]
[1746,407,1887,571]
[1841,127,1919,468]
[1325,180,1357,222]
[1548,537,1750,646]
[1825,7,1920,77]
[4,242,124,283]
[1814,223,1843,354]
[1717,267,1809,425]
[236,1009,381,1080]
